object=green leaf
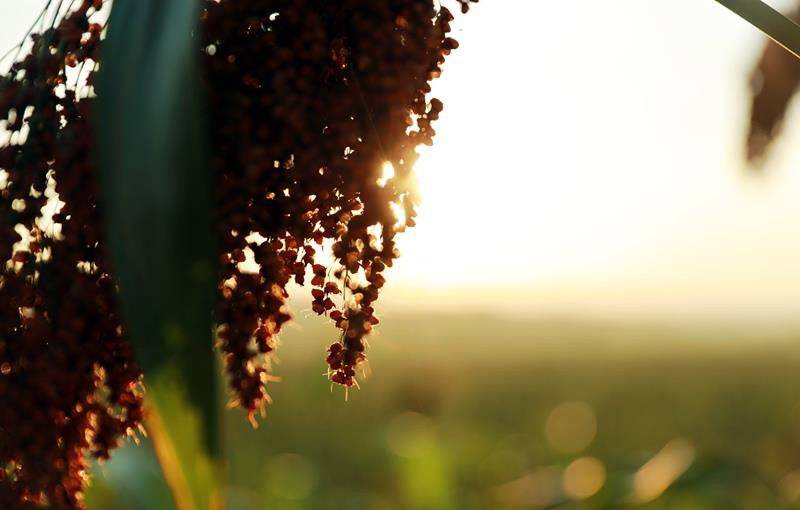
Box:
[94,1,221,509]
[715,0,800,58]
[146,369,224,510]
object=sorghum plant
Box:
[0,0,477,508]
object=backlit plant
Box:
[0,0,477,507]
[1,0,797,509]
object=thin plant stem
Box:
[0,0,53,66]
[145,404,197,510]
[715,0,800,58]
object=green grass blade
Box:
[146,370,225,510]
[94,1,221,508]
[715,0,800,58]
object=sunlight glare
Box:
[377,161,395,187]
[382,0,800,321]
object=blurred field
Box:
[86,313,800,510]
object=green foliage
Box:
[95,2,220,509]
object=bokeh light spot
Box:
[544,401,597,454]
[779,470,800,503]
[563,456,606,500]
[631,439,695,503]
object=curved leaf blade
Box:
[94,1,222,508]
[715,0,800,58]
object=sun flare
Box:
[382,0,800,320]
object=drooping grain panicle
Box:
[0,1,477,507]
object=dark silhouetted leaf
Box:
[714,0,800,164]
[747,5,800,163]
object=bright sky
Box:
[385,0,800,321]
[3,1,800,321]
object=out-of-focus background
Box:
[7,0,800,508]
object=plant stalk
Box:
[145,405,197,510]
